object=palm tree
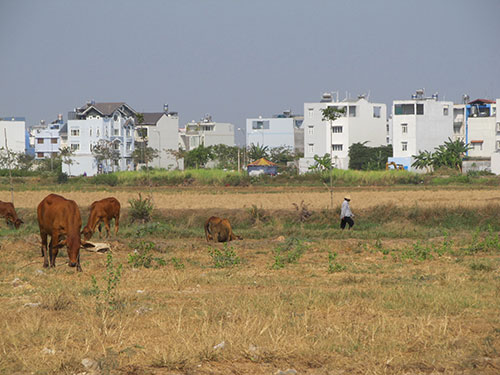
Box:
[247,143,269,162]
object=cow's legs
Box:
[114,215,119,237]
[50,233,59,268]
[104,217,111,238]
[41,232,49,268]
[98,221,103,239]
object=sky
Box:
[1,0,499,137]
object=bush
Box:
[208,244,241,268]
[128,194,154,223]
[57,172,68,184]
[92,173,119,186]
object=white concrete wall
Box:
[467,117,496,157]
[0,120,26,153]
[246,117,296,149]
[147,114,182,170]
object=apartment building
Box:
[246,110,304,153]
[135,105,183,170]
[34,115,64,159]
[0,116,27,153]
[389,89,454,171]
[63,101,136,176]
[179,115,235,151]
[299,92,387,172]
[465,99,498,158]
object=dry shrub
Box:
[41,291,74,311]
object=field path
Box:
[2,187,500,210]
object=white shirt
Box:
[340,200,353,219]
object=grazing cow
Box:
[82,197,120,241]
[37,194,83,271]
[204,216,242,243]
[0,201,23,229]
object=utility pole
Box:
[4,129,14,204]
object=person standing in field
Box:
[340,195,354,230]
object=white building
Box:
[389,89,454,171]
[34,115,64,159]
[299,93,387,172]
[465,99,498,158]
[0,117,26,153]
[63,101,136,176]
[135,106,183,170]
[180,115,235,151]
[246,110,304,153]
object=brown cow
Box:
[204,216,242,243]
[0,201,23,229]
[37,194,83,271]
[82,197,120,241]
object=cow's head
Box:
[58,235,82,271]
[14,218,23,229]
[82,225,93,241]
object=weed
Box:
[328,251,346,273]
[271,238,307,269]
[128,193,154,223]
[128,240,165,268]
[469,261,495,272]
[247,204,267,224]
[89,253,123,314]
[171,257,185,270]
[208,244,241,268]
[400,242,433,261]
[292,200,312,222]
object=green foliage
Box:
[88,253,123,314]
[171,257,185,270]
[132,145,159,166]
[271,238,307,269]
[128,193,154,223]
[469,261,495,272]
[92,140,120,173]
[210,144,240,169]
[56,171,68,184]
[412,138,471,172]
[348,142,393,170]
[184,145,213,168]
[247,204,267,224]
[92,173,118,186]
[128,240,165,268]
[328,251,346,273]
[321,106,345,122]
[247,143,269,162]
[268,146,296,166]
[309,153,332,171]
[208,244,241,268]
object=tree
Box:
[60,146,76,176]
[309,153,332,172]
[247,143,269,162]
[269,146,295,167]
[132,146,159,168]
[184,145,213,169]
[92,140,120,173]
[411,138,471,173]
[411,150,433,173]
[15,152,35,171]
[210,144,240,169]
[348,142,393,170]
[164,148,186,170]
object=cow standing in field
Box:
[0,201,23,229]
[204,216,242,243]
[82,197,120,241]
[37,194,83,271]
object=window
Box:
[70,128,80,136]
[126,142,132,151]
[497,140,500,150]
[401,142,408,151]
[401,123,408,133]
[113,113,118,121]
[394,104,415,115]
[113,142,120,150]
[332,126,343,133]
[126,128,131,137]
[348,106,356,117]
[332,144,343,151]
[308,108,314,118]
[137,128,148,138]
[373,106,381,118]
[386,124,390,132]
[417,104,424,115]
[113,128,120,136]
[386,137,390,144]
[90,129,93,137]
[308,126,314,135]
[308,144,314,153]
[443,105,449,116]
[252,120,269,130]
[471,141,483,151]
[70,143,80,151]
[97,129,100,137]
[37,138,44,144]
[37,152,44,158]
[51,138,58,144]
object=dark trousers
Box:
[340,217,354,230]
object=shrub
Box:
[128,193,154,223]
[57,172,68,184]
[208,244,241,268]
[128,240,165,268]
[272,238,307,269]
[92,173,119,186]
[328,251,346,273]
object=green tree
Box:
[210,144,240,169]
[132,146,159,168]
[60,146,76,176]
[92,140,120,173]
[247,143,269,162]
[184,145,213,168]
[411,150,433,172]
[348,142,393,170]
[269,146,295,167]
[411,138,471,173]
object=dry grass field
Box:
[1,186,500,374]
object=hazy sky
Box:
[1,0,499,130]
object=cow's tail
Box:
[204,220,211,242]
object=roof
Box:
[247,158,278,166]
[140,112,164,125]
[468,99,496,105]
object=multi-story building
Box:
[179,115,235,151]
[389,89,454,171]
[63,101,136,176]
[299,92,387,172]
[246,110,304,154]
[465,99,498,158]
[135,105,183,170]
[34,114,64,159]
[0,116,27,154]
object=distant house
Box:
[0,116,26,154]
[179,115,235,151]
[247,158,278,176]
[246,110,304,153]
[34,114,65,159]
[63,101,136,176]
[135,105,183,170]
